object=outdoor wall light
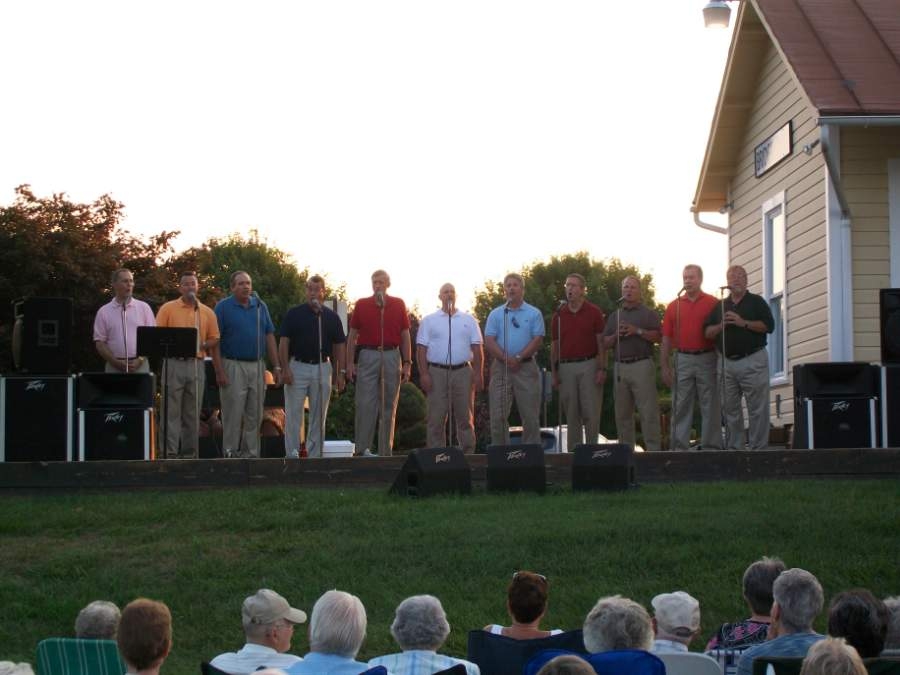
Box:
[703,1,732,28]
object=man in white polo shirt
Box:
[210,588,307,674]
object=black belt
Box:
[618,356,650,364]
[429,362,470,370]
[726,347,764,360]
[559,356,595,364]
[168,357,201,361]
[224,356,259,362]
[358,345,399,351]
[293,356,330,365]
[679,349,713,355]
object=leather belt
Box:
[224,356,259,362]
[358,345,399,351]
[293,356,330,365]
[618,356,650,364]
[559,356,595,364]
[679,349,713,355]
[429,362,470,370]
[727,347,764,360]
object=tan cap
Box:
[651,591,700,637]
[242,589,307,625]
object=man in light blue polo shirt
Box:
[484,272,545,446]
[214,270,280,458]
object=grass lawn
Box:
[2,479,897,673]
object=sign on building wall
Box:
[755,121,793,178]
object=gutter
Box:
[691,209,727,235]
[816,115,900,127]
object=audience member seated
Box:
[650,591,700,654]
[799,638,866,675]
[583,595,654,652]
[535,655,595,675]
[484,572,561,639]
[75,600,121,640]
[285,590,369,675]
[736,568,825,675]
[117,598,172,675]
[210,589,308,674]
[884,596,900,656]
[369,595,479,675]
[827,589,889,658]
[0,663,34,675]
[707,557,785,650]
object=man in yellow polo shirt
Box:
[155,271,221,458]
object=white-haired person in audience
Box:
[799,638,866,675]
[650,591,700,654]
[706,556,785,650]
[75,600,121,640]
[535,654,595,675]
[117,598,172,675]
[827,589,889,658]
[210,589,307,674]
[368,595,479,675]
[285,590,369,675]
[583,595,654,653]
[884,596,900,656]
[0,663,34,675]
[736,568,826,675]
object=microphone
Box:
[311,298,321,311]
[615,296,625,304]
[677,287,687,297]
[719,285,733,291]
[558,299,567,309]
[375,290,385,308]
[187,291,198,308]
[504,302,510,314]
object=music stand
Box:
[138,327,198,459]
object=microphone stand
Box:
[719,287,728,448]
[672,290,683,451]
[121,301,130,374]
[193,297,201,458]
[378,295,386,455]
[317,305,325,457]
[502,304,510,445]
[446,304,454,448]
[255,292,262,458]
[556,301,564,452]
[615,299,624,384]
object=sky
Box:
[1,1,734,314]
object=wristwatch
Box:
[637,328,644,337]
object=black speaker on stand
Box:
[12,297,73,374]
[390,447,471,497]
[879,289,900,365]
[77,372,155,460]
[792,363,880,449]
[0,375,75,461]
[572,443,635,491]
[486,444,545,493]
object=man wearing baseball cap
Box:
[650,591,701,654]
[210,588,308,674]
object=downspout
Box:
[691,209,728,234]
[819,123,851,221]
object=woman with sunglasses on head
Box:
[484,571,563,639]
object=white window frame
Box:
[762,191,788,384]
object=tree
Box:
[471,251,663,440]
[0,185,177,372]
[167,231,348,331]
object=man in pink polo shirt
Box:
[93,268,156,373]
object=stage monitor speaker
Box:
[78,372,155,409]
[792,362,879,398]
[0,375,74,461]
[486,444,545,494]
[78,408,154,460]
[881,365,900,447]
[391,447,471,497]
[792,397,877,449]
[572,443,635,491]
[261,435,286,458]
[880,289,900,365]
[12,297,73,374]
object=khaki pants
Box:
[426,364,476,453]
[285,359,333,458]
[613,358,661,451]
[558,359,603,449]
[720,348,770,449]
[489,359,541,447]
[672,351,722,450]
[161,358,204,458]
[354,348,401,456]
[220,358,265,457]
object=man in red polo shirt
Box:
[550,273,607,450]
[346,269,411,456]
[661,264,723,450]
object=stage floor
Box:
[1,448,898,492]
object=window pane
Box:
[770,210,785,294]
[768,295,784,376]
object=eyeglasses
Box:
[513,571,547,583]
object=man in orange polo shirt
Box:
[346,269,411,456]
[550,273,607,450]
[661,264,722,450]
[155,271,221,458]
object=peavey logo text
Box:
[506,450,527,461]
[25,380,47,392]
[104,412,125,424]
[831,400,850,413]
[434,452,451,464]
[591,449,612,460]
